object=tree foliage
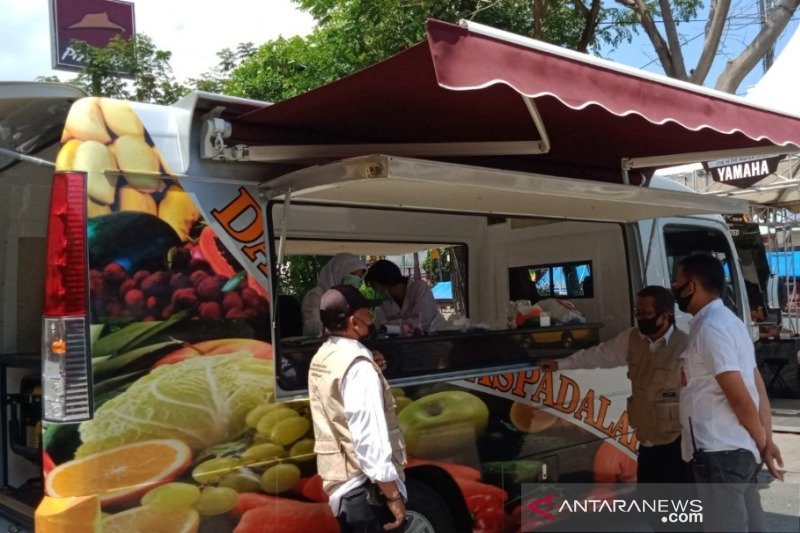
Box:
[226,0,637,102]
[423,249,451,284]
[187,43,257,94]
[69,34,189,104]
[278,255,332,300]
[227,0,800,101]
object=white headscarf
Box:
[315,253,366,291]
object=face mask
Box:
[354,317,377,340]
[672,282,694,313]
[343,274,363,289]
[637,316,661,336]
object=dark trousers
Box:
[638,436,694,483]
[337,482,395,533]
[693,448,765,533]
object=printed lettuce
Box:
[77,353,273,457]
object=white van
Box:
[4,19,800,533]
[7,92,746,533]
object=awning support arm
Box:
[642,219,659,281]
[622,146,799,171]
[621,166,630,186]
[270,188,293,346]
[522,96,550,154]
[276,190,292,271]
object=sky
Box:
[0,0,316,82]
[0,0,797,96]
[602,3,800,96]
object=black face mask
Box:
[672,282,694,313]
[637,316,662,336]
[355,318,377,340]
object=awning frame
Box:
[199,19,800,186]
[200,93,551,163]
[259,154,749,223]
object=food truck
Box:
[2,18,800,533]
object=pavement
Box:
[771,397,800,433]
[761,396,800,533]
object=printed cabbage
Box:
[77,353,273,457]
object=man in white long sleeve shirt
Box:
[308,285,407,532]
[540,286,692,483]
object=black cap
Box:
[319,285,380,331]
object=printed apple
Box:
[398,391,489,457]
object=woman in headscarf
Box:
[301,253,367,336]
[365,259,442,333]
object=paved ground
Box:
[762,397,800,533]
[772,397,800,432]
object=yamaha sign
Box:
[704,155,783,189]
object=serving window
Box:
[268,203,603,399]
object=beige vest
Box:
[308,340,407,495]
[625,327,687,446]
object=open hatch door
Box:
[261,155,749,222]
[0,82,86,171]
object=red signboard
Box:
[50,0,136,71]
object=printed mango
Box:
[158,184,201,241]
[118,185,157,216]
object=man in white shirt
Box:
[672,254,784,532]
[308,285,407,532]
[541,286,692,484]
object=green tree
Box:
[423,249,451,284]
[187,42,257,94]
[228,0,800,101]
[227,0,635,102]
[616,0,800,92]
[278,255,332,300]
[69,34,188,104]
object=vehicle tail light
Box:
[41,172,92,422]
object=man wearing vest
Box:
[309,285,408,532]
[673,254,784,532]
[540,285,692,483]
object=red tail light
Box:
[43,172,87,316]
[42,172,92,422]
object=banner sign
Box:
[703,155,783,189]
[50,0,135,71]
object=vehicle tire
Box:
[405,478,459,533]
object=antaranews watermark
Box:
[521,483,799,532]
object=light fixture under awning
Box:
[260,155,748,223]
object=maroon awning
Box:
[234,19,800,184]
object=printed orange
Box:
[45,439,191,506]
[35,495,101,533]
[509,401,558,433]
[103,505,199,533]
